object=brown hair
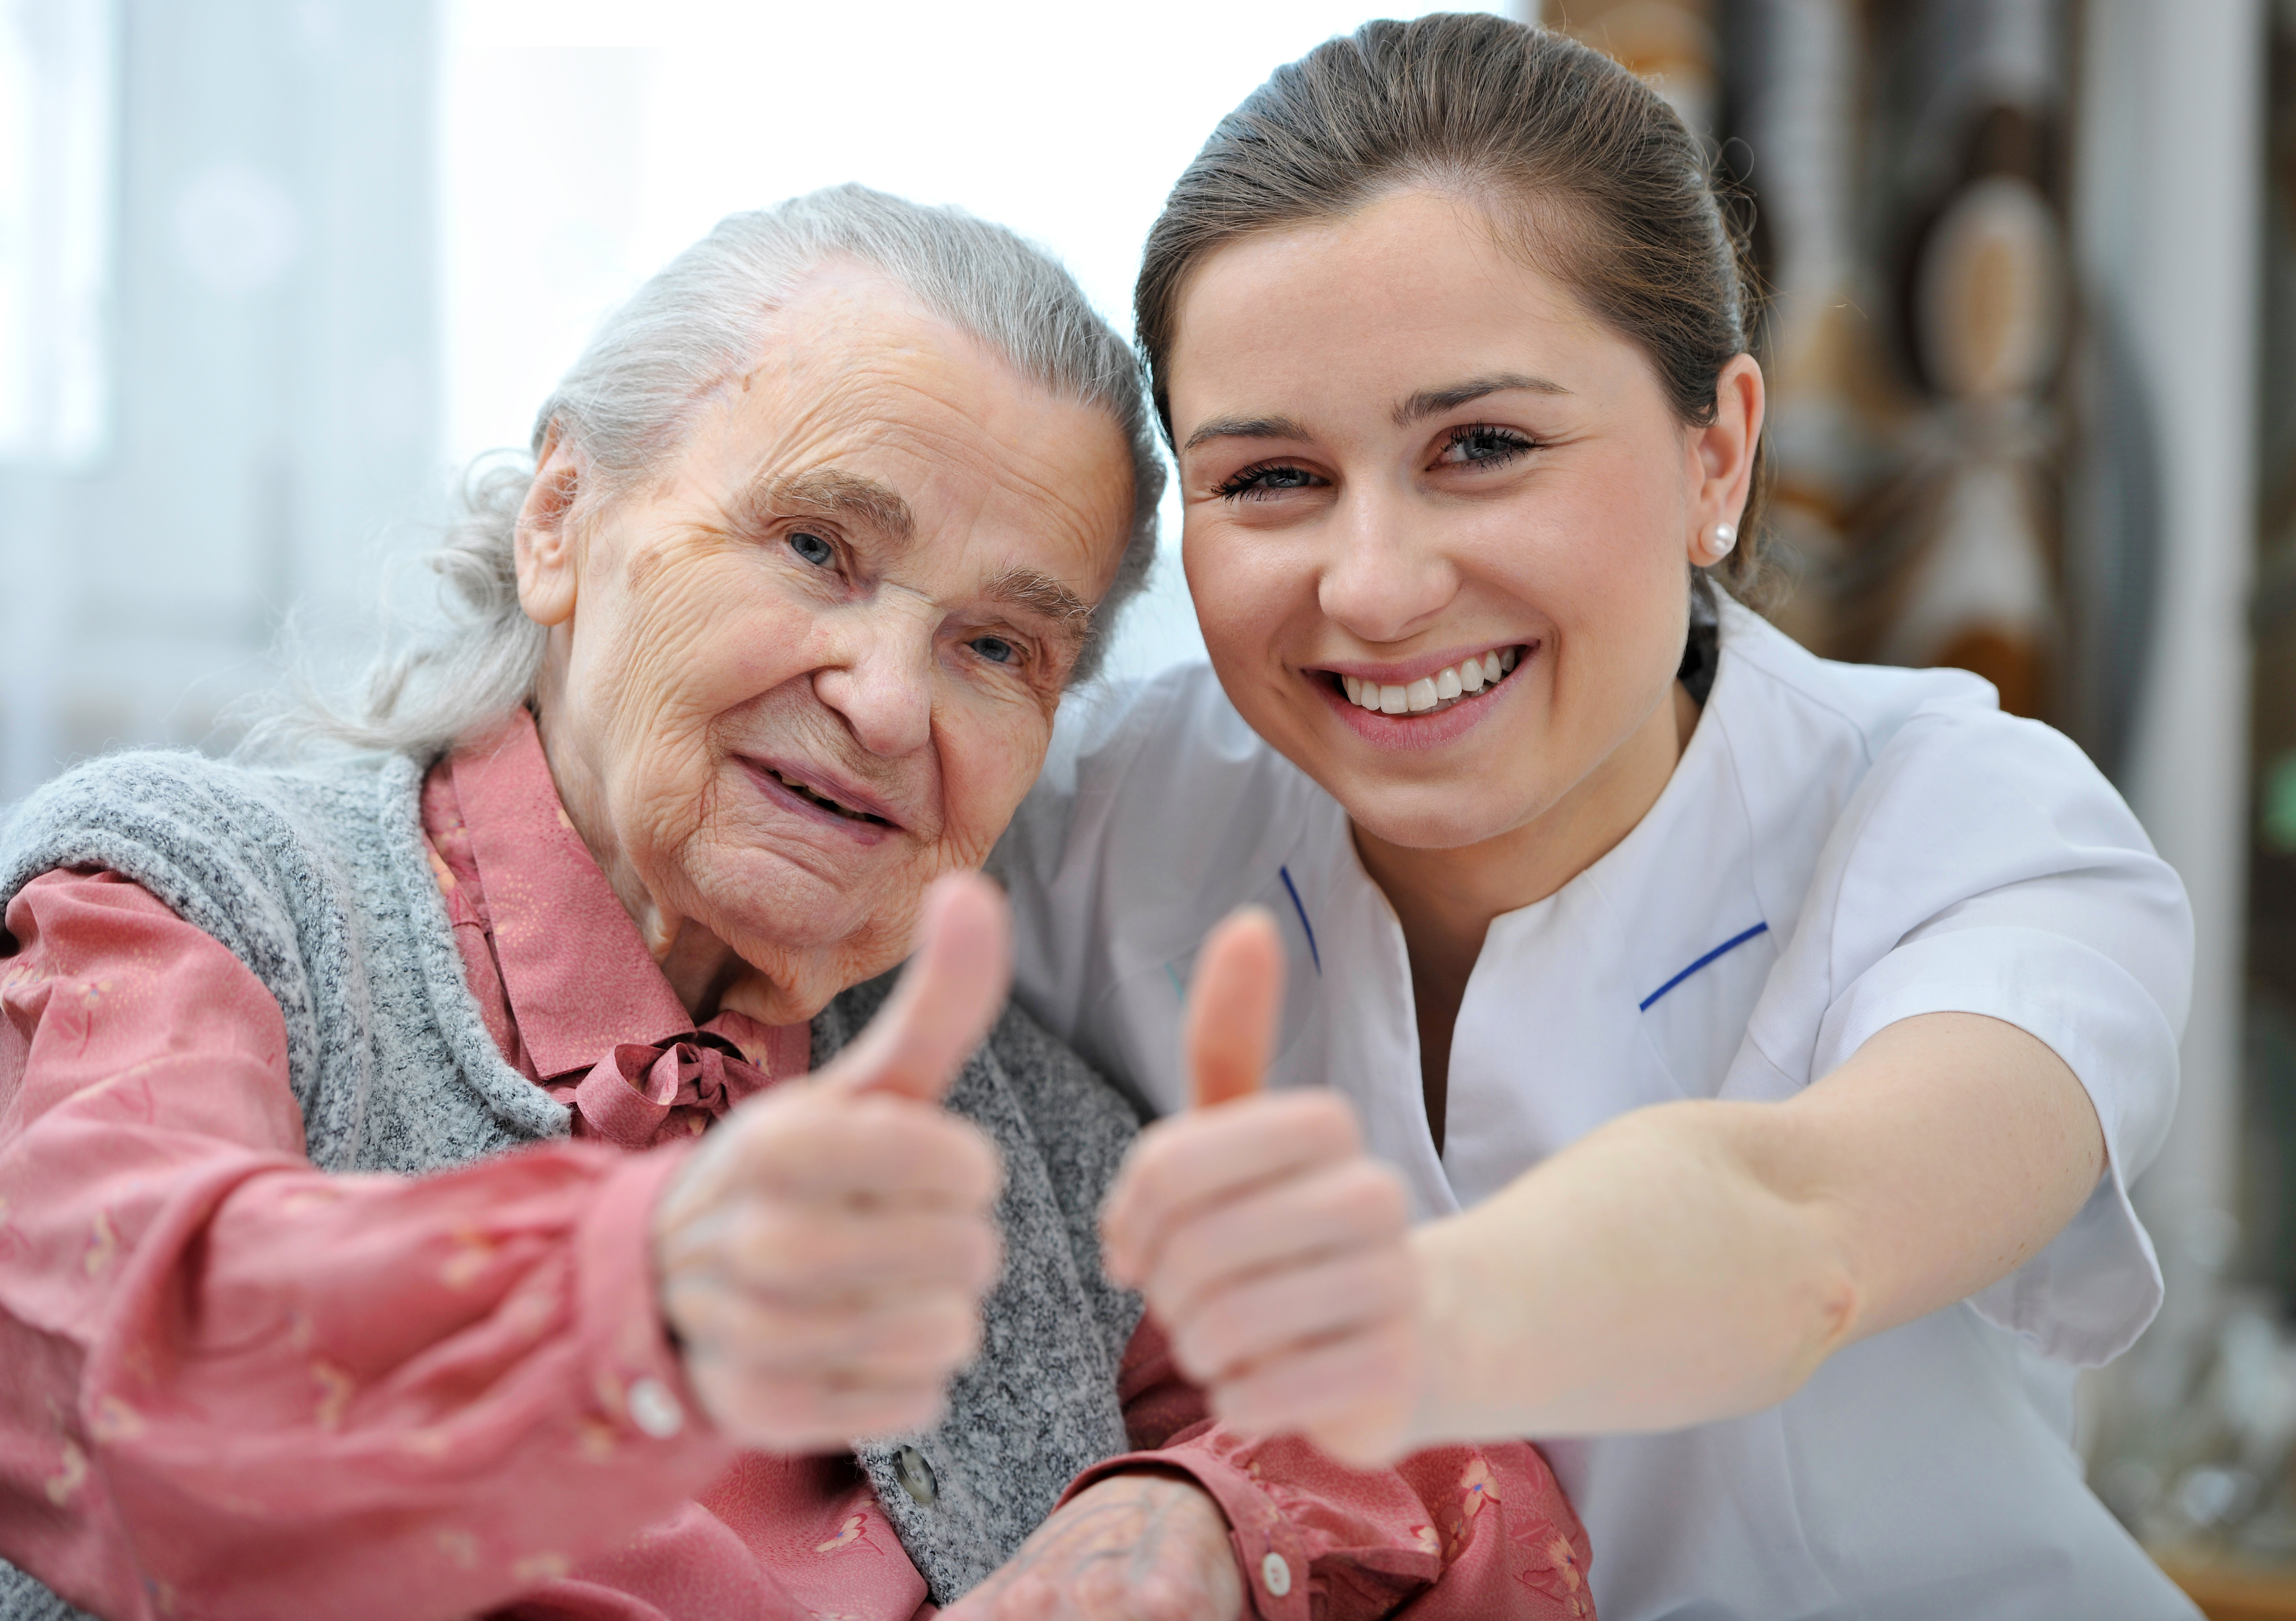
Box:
[1134,12,1770,600]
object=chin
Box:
[1344,788,1528,853]
[690,855,876,956]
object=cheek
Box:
[586,562,832,835]
[1483,461,1685,639]
[1182,519,1301,662]
[934,704,1052,860]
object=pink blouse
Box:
[0,712,1592,1621]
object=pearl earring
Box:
[1707,522,1737,561]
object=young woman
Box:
[989,16,2197,1621]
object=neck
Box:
[1353,682,1697,1148]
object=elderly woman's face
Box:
[516,267,1134,1021]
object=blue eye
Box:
[1217,462,1321,501]
[789,531,834,567]
[970,636,1018,665]
[1436,425,1535,468]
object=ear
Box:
[515,420,583,629]
[1688,354,1766,563]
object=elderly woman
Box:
[0,188,1588,1621]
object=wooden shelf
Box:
[2161,1559,2296,1621]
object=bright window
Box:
[0,0,116,466]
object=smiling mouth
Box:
[1331,644,1531,716]
[763,766,893,827]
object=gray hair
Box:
[264,185,1163,759]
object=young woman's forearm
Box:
[1408,1099,1860,1441]
[1404,1011,2106,1444]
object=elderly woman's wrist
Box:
[580,1141,718,1447]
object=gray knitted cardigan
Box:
[0,749,1144,1620]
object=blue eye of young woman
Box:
[1216,461,1321,501]
[970,635,1018,666]
[1437,425,1535,468]
[788,530,835,567]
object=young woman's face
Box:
[1166,188,1758,854]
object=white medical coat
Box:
[991,601,2199,1620]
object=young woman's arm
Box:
[1412,1010,2099,1440]
[1102,921,2107,1463]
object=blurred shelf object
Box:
[2162,1560,2296,1621]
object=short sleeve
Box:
[1749,701,2193,1366]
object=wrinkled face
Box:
[519,266,1134,1020]
[1167,188,1754,855]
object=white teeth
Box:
[1339,645,1522,718]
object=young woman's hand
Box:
[1101,909,1426,1466]
[940,1473,1243,1621]
[650,874,1010,1450]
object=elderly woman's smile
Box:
[516,265,1135,1024]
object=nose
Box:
[1315,486,1459,645]
[812,603,936,759]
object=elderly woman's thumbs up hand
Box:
[1102,908,1426,1469]
[650,874,1010,1451]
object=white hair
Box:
[260,185,1163,759]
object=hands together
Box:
[954,909,1426,1619]
[941,1474,1243,1621]
[648,886,1426,1621]
[1103,908,1427,1468]
[650,873,1010,1451]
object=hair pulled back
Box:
[1134,12,1768,599]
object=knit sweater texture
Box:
[0,748,1144,1618]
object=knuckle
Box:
[1158,1227,1215,1302]
[1334,1159,1409,1226]
[734,1204,813,1287]
[1178,1297,1247,1379]
[1137,1577,1198,1621]
[1299,1092,1364,1154]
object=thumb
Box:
[1186,906,1285,1109]
[825,872,1012,1103]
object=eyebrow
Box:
[1179,372,1572,453]
[1393,371,1570,426]
[738,466,915,547]
[1181,414,1313,453]
[981,565,1095,651]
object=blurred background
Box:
[0,0,2287,1607]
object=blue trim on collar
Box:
[1639,921,1769,1012]
[1278,864,1321,976]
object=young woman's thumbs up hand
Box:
[650,874,1008,1451]
[1101,908,1426,1466]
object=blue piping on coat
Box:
[1278,864,1321,975]
[1638,921,1769,1012]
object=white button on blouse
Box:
[625,1376,684,1440]
[993,602,2198,1620]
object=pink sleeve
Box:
[0,870,738,1621]
[1091,1319,1595,1621]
